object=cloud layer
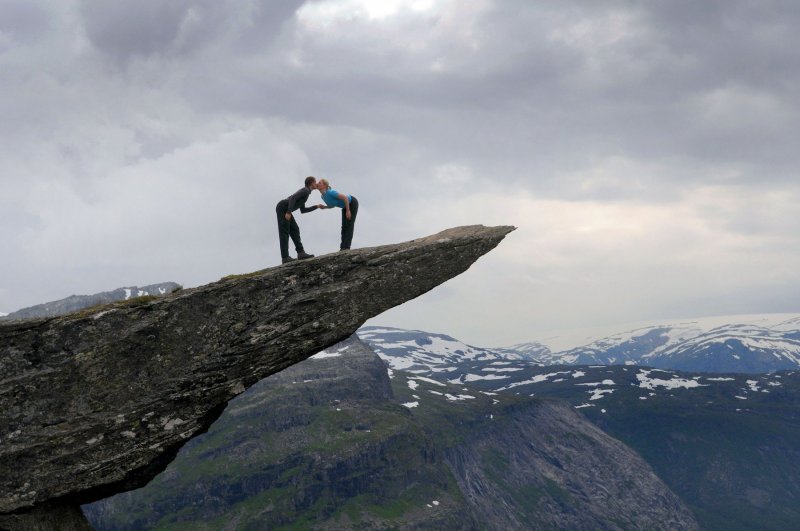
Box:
[2,0,798,344]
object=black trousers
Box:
[341,196,359,250]
[276,200,304,258]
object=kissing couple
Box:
[275,176,359,264]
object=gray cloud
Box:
[68,0,800,191]
[80,0,198,60]
[2,0,799,344]
[0,0,51,43]
[79,0,307,63]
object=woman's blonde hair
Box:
[319,178,331,190]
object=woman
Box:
[317,178,359,250]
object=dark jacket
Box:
[281,186,318,214]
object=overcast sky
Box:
[2,0,799,345]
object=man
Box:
[276,176,324,264]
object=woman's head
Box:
[317,178,331,191]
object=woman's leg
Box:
[341,197,358,249]
[340,207,347,249]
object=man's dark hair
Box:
[304,176,316,188]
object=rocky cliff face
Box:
[0,225,513,528]
[444,401,697,530]
[84,338,698,530]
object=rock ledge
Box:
[0,225,513,523]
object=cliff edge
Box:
[0,225,513,528]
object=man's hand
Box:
[317,204,326,209]
[345,210,352,220]
[284,212,292,221]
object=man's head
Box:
[304,176,316,189]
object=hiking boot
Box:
[297,251,314,260]
[282,256,296,264]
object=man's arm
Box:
[299,188,318,213]
[286,188,309,212]
[286,187,319,216]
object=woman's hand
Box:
[317,204,326,209]
[345,210,352,220]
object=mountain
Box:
[363,314,800,373]
[642,322,800,372]
[536,315,800,373]
[499,340,551,359]
[84,338,697,530]
[83,330,800,530]
[371,346,800,531]
[0,282,182,320]
[85,337,474,530]
[357,326,544,373]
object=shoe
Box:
[297,251,314,260]
[282,256,295,264]
[339,247,350,252]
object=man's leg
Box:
[341,197,358,250]
[276,203,291,259]
[289,216,304,253]
[289,216,314,259]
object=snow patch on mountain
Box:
[636,370,706,390]
[311,345,349,359]
[745,380,766,393]
[464,373,510,382]
[589,388,615,401]
[576,380,616,387]
[410,376,446,387]
[445,393,476,401]
[496,371,573,391]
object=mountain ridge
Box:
[361,314,800,373]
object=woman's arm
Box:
[337,193,351,220]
